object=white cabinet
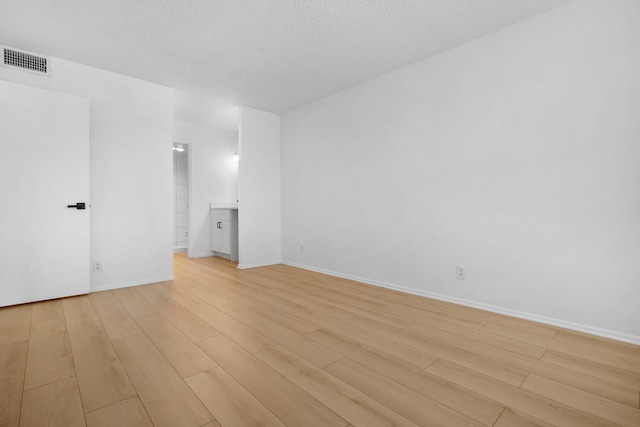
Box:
[211,208,238,261]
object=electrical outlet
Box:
[93,261,102,273]
[300,244,304,253]
[456,265,465,280]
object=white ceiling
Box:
[1,0,573,131]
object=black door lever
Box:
[67,202,86,210]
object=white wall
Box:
[238,107,281,268]
[281,0,640,343]
[0,57,174,291]
[173,121,238,258]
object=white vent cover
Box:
[1,45,51,76]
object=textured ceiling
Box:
[0,0,573,130]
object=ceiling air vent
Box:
[1,45,51,76]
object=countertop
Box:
[210,202,238,209]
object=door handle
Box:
[67,202,86,210]
[217,221,222,229]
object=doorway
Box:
[173,143,189,254]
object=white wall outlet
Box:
[300,244,304,253]
[93,261,102,273]
[456,265,465,280]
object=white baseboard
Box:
[283,261,640,345]
[90,275,175,293]
[190,252,216,259]
[238,260,281,270]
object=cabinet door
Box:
[212,220,225,252]
[212,219,231,254]
[221,220,231,254]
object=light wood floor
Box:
[1,254,639,427]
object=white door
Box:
[0,80,90,307]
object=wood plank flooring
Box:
[1,254,639,426]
